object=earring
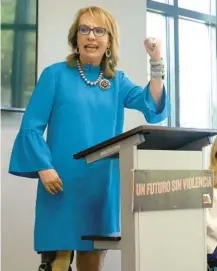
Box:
[75,47,79,54]
[105,48,111,58]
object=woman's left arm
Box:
[121,37,170,124]
[149,77,164,106]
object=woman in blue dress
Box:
[9,5,170,271]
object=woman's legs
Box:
[51,250,72,271]
[50,250,106,271]
[76,250,107,271]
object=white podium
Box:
[73,125,217,271]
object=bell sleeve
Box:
[8,66,56,178]
[120,72,170,123]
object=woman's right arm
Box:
[8,65,63,194]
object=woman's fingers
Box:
[46,184,56,195]
[56,177,63,188]
[54,181,63,192]
[46,180,63,195]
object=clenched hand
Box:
[38,169,63,195]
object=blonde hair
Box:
[66,6,119,78]
[209,136,217,188]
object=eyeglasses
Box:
[78,25,108,37]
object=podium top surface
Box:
[73,125,217,159]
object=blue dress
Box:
[8,61,170,252]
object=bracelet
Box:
[151,71,165,80]
[149,58,165,79]
[149,58,164,66]
[151,71,165,78]
[151,65,164,71]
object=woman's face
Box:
[77,13,110,66]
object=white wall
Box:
[1,0,149,270]
[1,112,39,271]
